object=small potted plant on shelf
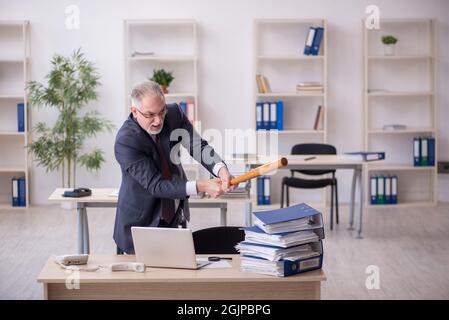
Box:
[382,35,398,56]
[149,69,174,94]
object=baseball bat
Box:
[230,157,288,185]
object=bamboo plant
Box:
[27,49,114,188]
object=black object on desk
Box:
[208,256,233,262]
[62,188,92,198]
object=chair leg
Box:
[286,185,290,207]
[335,179,339,225]
[330,185,334,230]
[280,183,285,208]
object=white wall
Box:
[1,0,448,205]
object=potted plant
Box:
[382,35,398,56]
[27,49,114,207]
[149,69,174,94]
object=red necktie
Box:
[155,135,176,224]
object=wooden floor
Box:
[1,203,449,299]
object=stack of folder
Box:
[413,137,435,167]
[303,26,324,56]
[370,175,398,205]
[256,101,284,131]
[236,203,324,277]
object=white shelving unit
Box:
[363,18,438,207]
[0,21,30,209]
[124,19,200,180]
[253,19,328,205]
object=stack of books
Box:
[236,203,324,277]
[414,137,435,166]
[296,82,323,93]
[256,74,271,93]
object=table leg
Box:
[348,168,357,230]
[245,201,253,226]
[77,205,84,254]
[220,205,227,226]
[357,167,364,239]
[82,207,90,253]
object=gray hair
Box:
[130,81,166,109]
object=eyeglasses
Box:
[135,105,167,121]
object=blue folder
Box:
[257,176,264,205]
[428,137,435,166]
[263,176,271,205]
[413,137,421,166]
[254,203,321,225]
[17,103,25,132]
[18,176,26,207]
[310,27,324,55]
[243,225,325,240]
[256,102,263,130]
[370,175,377,205]
[276,101,284,130]
[12,177,19,207]
[303,27,316,55]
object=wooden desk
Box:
[229,154,379,239]
[37,255,326,300]
[48,189,253,254]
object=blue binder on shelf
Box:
[377,176,385,204]
[263,176,271,205]
[370,175,377,205]
[391,175,398,204]
[18,176,26,207]
[413,137,421,166]
[253,203,323,234]
[310,27,324,55]
[257,176,264,205]
[428,137,435,166]
[385,176,392,204]
[420,138,428,166]
[303,27,316,55]
[262,102,270,129]
[17,103,25,132]
[256,102,263,130]
[11,177,19,207]
[270,102,277,129]
[276,100,284,130]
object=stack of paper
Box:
[236,203,325,277]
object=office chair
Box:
[192,226,245,254]
[280,143,339,230]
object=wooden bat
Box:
[230,157,288,185]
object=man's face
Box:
[131,95,167,135]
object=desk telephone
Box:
[62,188,92,198]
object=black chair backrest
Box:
[291,143,337,176]
[192,226,245,254]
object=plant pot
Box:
[160,85,169,94]
[383,44,396,56]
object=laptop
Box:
[131,227,210,269]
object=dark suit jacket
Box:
[113,103,224,253]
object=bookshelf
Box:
[253,19,328,205]
[0,21,30,209]
[124,19,200,180]
[363,18,438,207]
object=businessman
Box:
[114,81,235,253]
